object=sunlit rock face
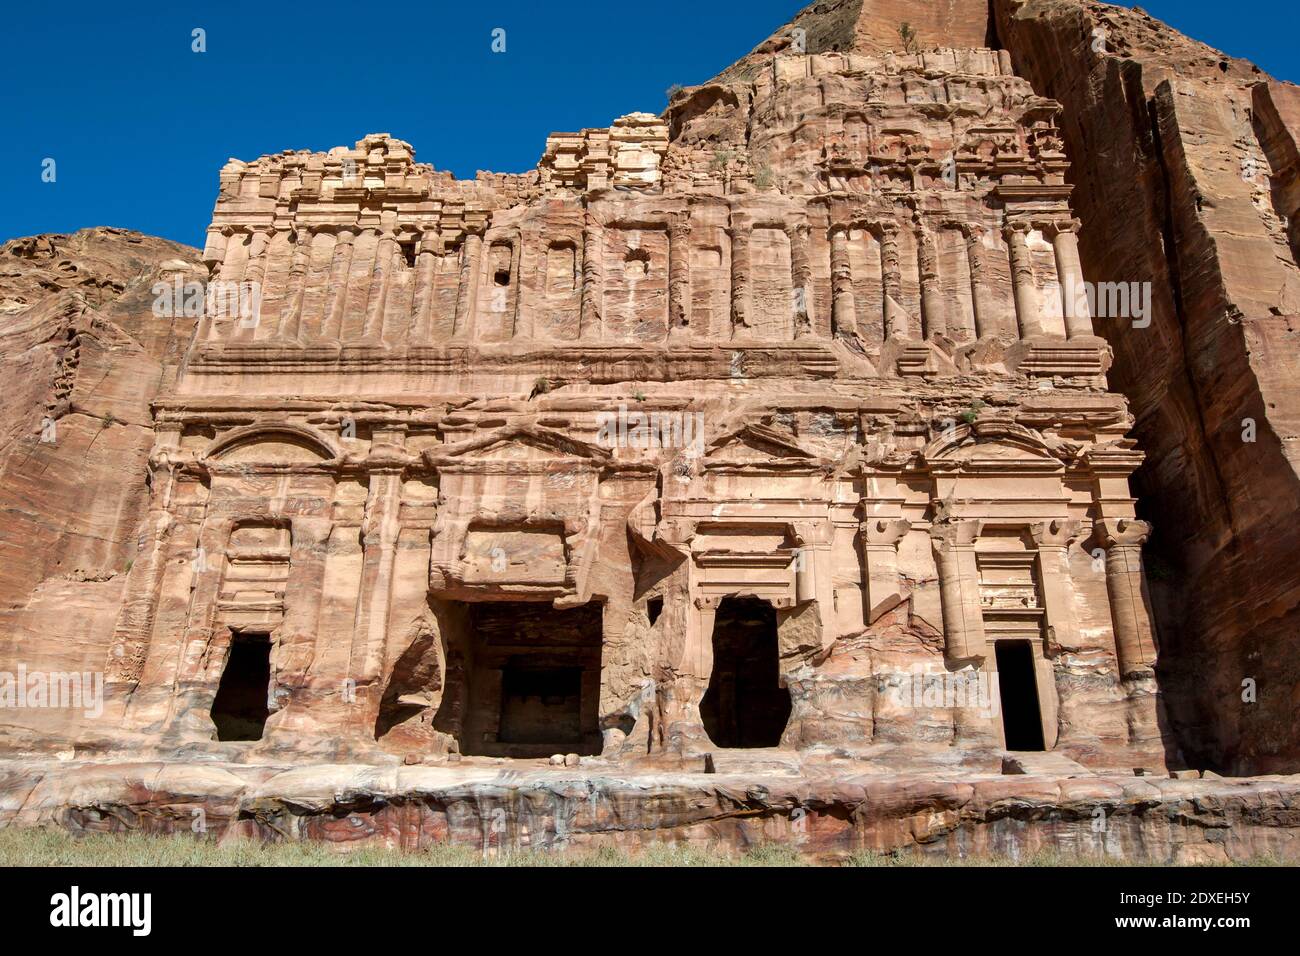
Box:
[4,1,1299,848]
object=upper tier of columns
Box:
[197,210,1095,348]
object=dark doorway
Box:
[459,601,603,758]
[211,632,271,741]
[700,597,790,748]
[500,666,583,744]
[995,640,1045,751]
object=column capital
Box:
[1043,217,1082,238]
[289,515,334,551]
[861,517,911,547]
[929,519,982,550]
[1095,518,1152,550]
[727,210,751,232]
[1029,517,1083,548]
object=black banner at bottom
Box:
[0,864,1281,941]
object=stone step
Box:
[1001,752,1094,776]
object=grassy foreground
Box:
[0,828,1284,867]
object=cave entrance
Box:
[211,631,271,742]
[995,640,1045,752]
[701,597,790,748]
[461,601,603,758]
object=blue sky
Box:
[1,0,1295,248]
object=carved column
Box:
[787,221,813,338]
[107,430,182,684]
[829,225,858,339]
[273,516,333,714]
[1095,519,1158,678]
[453,231,483,339]
[1049,220,1094,338]
[362,230,397,341]
[917,227,946,340]
[580,216,604,340]
[1005,222,1043,338]
[728,212,751,335]
[668,213,692,334]
[880,224,911,339]
[319,228,355,341]
[508,233,524,338]
[348,467,404,731]
[276,227,313,340]
[215,229,245,286]
[409,228,441,344]
[929,520,986,665]
[965,227,998,339]
[1030,519,1082,656]
[861,518,911,623]
[197,229,230,342]
[237,228,273,338]
[173,516,236,690]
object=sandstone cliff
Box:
[0,229,203,748]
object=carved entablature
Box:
[690,518,804,610]
[424,425,613,604]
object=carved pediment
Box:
[426,424,612,472]
[428,424,606,603]
[205,424,338,469]
[923,421,1064,473]
[705,423,825,468]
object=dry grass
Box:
[0,828,1282,867]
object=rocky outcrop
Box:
[993,0,1300,774]
[711,0,994,83]
[0,229,203,747]
[3,756,1298,863]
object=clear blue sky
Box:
[1,0,1295,248]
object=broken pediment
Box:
[923,422,1064,473]
[704,423,825,468]
[426,424,612,472]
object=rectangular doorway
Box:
[499,666,583,744]
[701,596,791,748]
[460,601,603,757]
[211,632,271,741]
[994,640,1045,751]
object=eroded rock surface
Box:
[0,230,203,751]
[2,756,1297,864]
